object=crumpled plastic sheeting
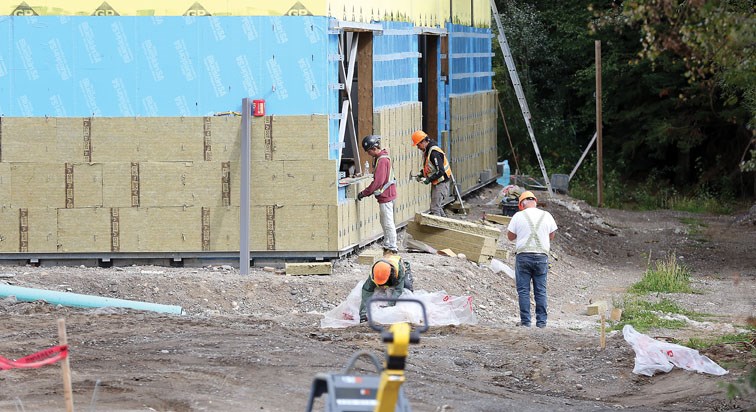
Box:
[623,325,728,376]
[320,280,478,328]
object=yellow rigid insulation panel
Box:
[0,207,19,252]
[1,0,489,26]
[448,91,498,193]
[101,162,137,208]
[0,163,10,207]
[0,1,327,16]
[57,207,112,252]
[23,208,58,253]
[0,118,56,163]
[73,163,104,208]
[203,205,337,252]
[138,161,206,208]
[10,163,66,208]
[117,207,201,252]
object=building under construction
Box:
[0,0,498,265]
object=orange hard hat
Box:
[411,130,428,146]
[371,261,392,286]
[518,191,537,210]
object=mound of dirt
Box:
[1,185,754,411]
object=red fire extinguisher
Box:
[252,99,265,117]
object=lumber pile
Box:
[406,213,501,264]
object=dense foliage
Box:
[492,0,755,206]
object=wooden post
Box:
[600,314,606,350]
[57,318,75,412]
[595,40,603,207]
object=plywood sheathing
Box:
[448,91,498,193]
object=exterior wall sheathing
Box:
[0,1,497,261]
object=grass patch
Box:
[678,217,708,237]
[608,297,696,332]
[663,194,732,214]
[630,252,694,294]
[686,330,756,351]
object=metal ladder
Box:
[490,0,554,196]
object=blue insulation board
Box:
[447,23,492,95]
[0,15,338,119]
[373,21,419,109]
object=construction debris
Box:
[587,300,609,316]
[357,249,383,266]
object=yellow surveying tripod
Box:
[305,297,428,412]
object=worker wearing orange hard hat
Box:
[411,130,452,217]
[358,250,414,323]
[506,191,557,328]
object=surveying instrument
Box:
[305,298,428,412]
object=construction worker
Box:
[357,135,398,253]
[359,251,414,323]
[411,130,452,217]
[506,191,557,328]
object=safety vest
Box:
[373,255,402,286]
[423,146,452,185]
[372,154,396,196]
[515,210,549,255]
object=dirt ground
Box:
[1,185,754,412]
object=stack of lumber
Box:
[406,213,501,264]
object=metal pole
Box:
[595,41,603,207]
[240,98,251,275]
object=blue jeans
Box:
[515,253,548,327]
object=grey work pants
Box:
[430,180,450,217]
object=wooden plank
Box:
[285,262,332,276]
[407,221,495,264]
[484,213,511,226]
[414,212,500,239]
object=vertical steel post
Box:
[240,98,251,275]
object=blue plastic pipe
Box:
[0,284,184,315]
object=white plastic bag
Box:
[490,258,515,280]
[320,281,478,328]
[622,325,728,376]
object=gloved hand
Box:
[420,177,430,185]
[414,175,423,182]
[357,192,365,201]
[359,314,368,323]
